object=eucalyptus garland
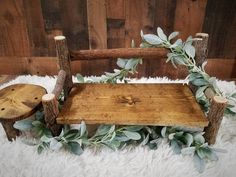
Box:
[13,27,236,173]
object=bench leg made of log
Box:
[1,121,20,141]
[42,93,62,136]
[204,96,227,145]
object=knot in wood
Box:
[117,95,140,106]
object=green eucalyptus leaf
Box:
[194,133,205,144]
[35,111,44,120]
[94,125,113,137]
[117,58,127,68]
[196,86,208,99]
[123,131,141,140]
[13,119,33,131]
[203,148,218,161]
[37,144,45,154]
[173,56,186,66]
[141,134,149,146]
[168,133,175,140]
[186,36,193,43]
[140,30,144,38]
[229,106,236,113]
[40,135,52,143]
[194,154,205,173]
[184,133,193,147]
[196,148,206,159]
[143,34,162,45]
[76,73,84,83]
[80,121,86,136]
[188,72,202,82]
[49,138,63,151]
[68,142,83,155]
[109,132,116,142]
[170,140,181,154]
[108,125,116,134]
[157,27,167,41]
[161,127,167,137]
[150,138,161,145]
[191,78,209,87]
[125,59,139,70]
[181,147,196,155]
[114,135,130,142]
[168,31,179,41]
[173,39,183,48]
[147,142,158,150]
[131,39,135,48]
[184,43,195,58]
[103,140,121,151]
[32,120,43,127]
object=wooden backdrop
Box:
[0,0,235,79]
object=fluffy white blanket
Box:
[0,76,236,177]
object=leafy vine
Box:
[13,27,236,173]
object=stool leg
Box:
[1,121,20,141]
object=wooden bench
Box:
[41,33,227,145]
[0,33,227,145]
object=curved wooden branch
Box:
[52,70,66,99]
[70,48,168,61]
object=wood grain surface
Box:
[57,83,208,128]
[0,84,46,121]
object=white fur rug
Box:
[0,76,236,177]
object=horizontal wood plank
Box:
[57,84,208,128]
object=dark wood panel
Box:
[154,0,176,35]
[106,0,125,20]
[0,0,30,56]
[125,0,156,77]
[203,0,236,58]
[59,0,89,51]
[150,0,177,77]
[23,0,48,56]
[174,0,207,40]
[86,0,108,75]
[41,0,62,31]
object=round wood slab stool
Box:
[0,84,46,141]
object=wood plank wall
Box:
[0,0,235,79]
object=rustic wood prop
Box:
[190,33,209,94]
[70,48,168,61]
[0,84,46,140]
[44,33,226,144]
[42,70,66,136]
[204,96,228,144]
[54,36,73,100]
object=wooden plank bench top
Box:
[57,83,208,128]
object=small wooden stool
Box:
[0,84,46,141]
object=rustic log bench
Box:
[41,33,227,145]
[0,33,227,145]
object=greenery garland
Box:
[14,27,236,173]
